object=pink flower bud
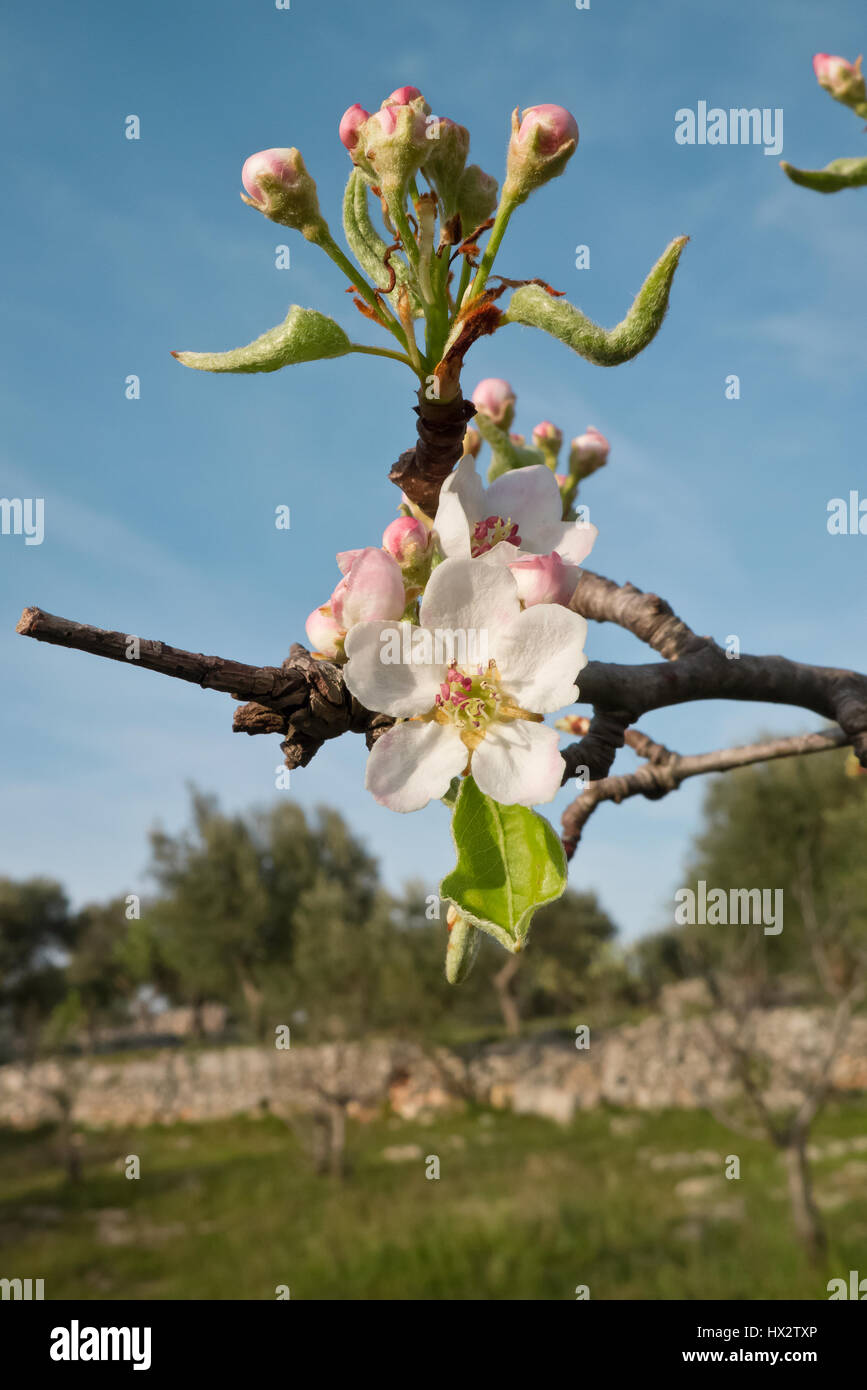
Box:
[382,515,432,567]
[240,147,324,235]
[339,104,371,151]
[330,547,406,629]
[384,86,428,109]
[569,426,610,480]
[305,605,345,661]
[471,378,516,429]
[532,420,563,448]
[515,104,579,155]
[362,104,430,192]
[509,553,581,608]
[336,548,365,576]
[813,53,867,109]
[242,148,299,204]
[509,432,526,446]
[504,104,579,205]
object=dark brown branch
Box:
[16,610,383,771]
[561,727,851,859]
[570,568,707,660]
[389,389,476,514]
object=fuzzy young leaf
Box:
[342,169,423,317]
[504,236,688,366]
[780,156,867,194]
[440,776,567,953]
[172,305,352,373]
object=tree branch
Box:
[389,389,476,514]
[561,728,851,859]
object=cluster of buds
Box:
[305,513,434,661]
[338,84,498,231]
[813,53,867,118]
[468,378,610,513]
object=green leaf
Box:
[503,236,688,366]
[440,776,567,953]
[172,305,353,373]
[342,169,422,317]
[444,910,481,984]
[780,156,867,194]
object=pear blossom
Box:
[342,558,588,811]
[812,53,866,108]
[382,515,432,567]
[512,104,579,157]
[471,377,516,427]
[306,547,406,661]
[433,456,597,568]
[239,148,323,232]
[532,420,563,449]
[330,547,406,628]
[305,604,345,660]
[569,426,610,478]
[504,104,579,203]
[508,552,580,608]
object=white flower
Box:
[433,456,598,568]
[342,557,588,812]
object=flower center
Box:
[431,662,542,751]
[470,515,522,558]
[434,663,503,732]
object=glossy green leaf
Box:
[440,776,567,953]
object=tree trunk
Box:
[327,1100,347,1181]
[237,971,265,1040]
[783,1140,826,1265]
[493,957,522,1037]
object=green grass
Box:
[1,1100,866,1300]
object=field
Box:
[2,1099,866,1300]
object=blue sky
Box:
[1,0,865,942]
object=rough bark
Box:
[388,389,476,514]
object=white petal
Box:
[419,556,521,639]
[535,519,598,567]
[484,465,562,543]
[472,721,564,806]
[433,456,485,559]
[495,605,589,711]
[343,620,446,717]
[365,720,467,812]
